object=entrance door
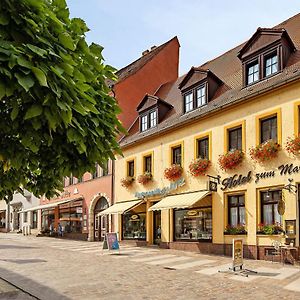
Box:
[153,210,161,245]
[93,197,109,241]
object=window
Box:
[92,164,100,179]
[261,190,281,225]
[32,211,38,229]
[144,155,152,173]
[122,212,146,240]
[172,145,182,166]
[197,137,209,159]
[141,115,148,132]
[102,160,109,176]
[228,126,242,151]
[265,53,278,77]
[196,86,206,107]
[247,61,259,84]
[127,160,135,177]
[174,207,212,241]
[261,116,277,143]
[150,111,157,128]
[24,212,28,223]
[228,195,245,227]
[184,92,193,112]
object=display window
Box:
[122,212,146,240]
[174,207,212,241]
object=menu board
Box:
[232,239,243,269]
[106,233,120,251]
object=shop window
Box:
[32,211,38,229]
[59,205,83,233]
[174,207,212,241]
[144,155,152,173]
[122,213,146,240]
[171,145,182,166]
[127,160,135,177]
[228,195,245,227]
[260,116,277,143]
[228,126,242,151]
[197,137,209,159]
[261,190,282,225]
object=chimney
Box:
[150,45,157,51]
[142,49,150,56]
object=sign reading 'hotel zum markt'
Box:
[221,163,300,190]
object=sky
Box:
[66,1,300,75]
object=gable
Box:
[137,94,158,112]
[238,28,295,60]
[179,69,208,91]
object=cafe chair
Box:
[271,241,282,263]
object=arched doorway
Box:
[93,197,109,241]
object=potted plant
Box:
[189,158,211,177]
[224,224,247,235]
[137,171,153,185]
[257,223,285,235]
[164,164,183,181]
[120,176,135,188]
[218,149,244,171]
[286,135,300,155]
[249,139,280,162]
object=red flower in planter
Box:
[189,158,211,177]
[249,139,280,162]
[286,136,300,155]
[120,176,135,188]
[218,149,244,171]
[137,171,153,185]
[164,164,183,181]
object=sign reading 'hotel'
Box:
[221,163,300,190]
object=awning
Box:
[21,196,83,213]
[98,199,143,216]
[149,191,211,211]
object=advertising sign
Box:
[232,239,243,269]
[106,232,120,251]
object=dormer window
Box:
[247,61,259,85]
[238,28,296,87]
[179,68,223,115]
[265,53,278,77]
[141,115,148,132]
[150,110,157,128]
[184,92,193,112]
[196,85,206,107]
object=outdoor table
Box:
[281,246,298,265]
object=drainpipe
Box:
[111,159,115,233]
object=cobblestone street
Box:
[1,233,300,300]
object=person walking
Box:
[58,223,62,237]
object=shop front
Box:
[0,210,6,232]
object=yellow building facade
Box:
[104,16,300,260]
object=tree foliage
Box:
[0,0,124,201]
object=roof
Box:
[111,37,179,84]
[120,13,300,148]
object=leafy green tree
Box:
[0,0,123,202]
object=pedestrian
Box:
[61,224,65,237]
[49,222,54,236]
[58,223,62,237]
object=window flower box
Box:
[121,176,135,188]
[257,223,285,235]
[286,136,300,155]
[249,139,280,162]
[218,149,244,171]
[137,171,153,185]
[189,158,211,177]
[164,164,183,181]
[224,224,247,235]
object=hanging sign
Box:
[278,190,285,216]
[232,239,243,269]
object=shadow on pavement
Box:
[0,267,70,300]
[0,259,47,265]
[0,245,39,250]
